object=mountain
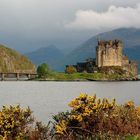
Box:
[0,44,36,73]
[59,28,140,71]
[25,45,65,71]
[24,28,140,72]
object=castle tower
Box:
[96,40,123,67]
[96,41,104,67]
[116,40,123,66]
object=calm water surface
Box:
[0,81,139,122]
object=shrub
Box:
[0,105,33,139]
[29,121,51,140]
[65,65,77,74]
[52,94,140,139]
[37,63,50,78]
[0,105,50,140]
[0,95,140,140]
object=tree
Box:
[37,63,50,78]
[65,65,77,74]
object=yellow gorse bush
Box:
[0,95,139,140]
[0,105,51,140]
[54,93,117,136]
[68,93,115,116]
[53,93,140,139]
[0,105,33,139]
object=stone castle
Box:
[66,39,138,78]
[96,40,138,77]
[96,40,122,67]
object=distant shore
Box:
[0,72,139,81]
[33,78,140,82]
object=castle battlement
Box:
[97,40,122,49]
[96,40,123,67]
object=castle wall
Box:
[123,61,138,78]
[122,55,129,65]
[102,47,122,66]
[96,45,103,67]
[96,40,123,67]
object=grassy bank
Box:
[36,63,138,81]
[35,72,136,81]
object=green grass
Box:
[125,136,139,140]
[36,72,130,81]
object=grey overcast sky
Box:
[0,0,140,53]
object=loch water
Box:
[0,81,139,122]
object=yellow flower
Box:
[136,106,140,113]
[102,103,109,109]
[83,112,89,117]
[70,115,76,120]
[78,93,87,100]
[55,120,67,135]
[68,99,79,108]
[55,125,64,134]
[84,107,92,116]
[87,95,95,102]
[77,115,83,122]
[125,101,134,107]
[70,114,83,122]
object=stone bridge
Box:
[0,72,37,81]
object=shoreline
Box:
[31,78,140,82]
[0,78,140,82]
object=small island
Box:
[65,40,138,81]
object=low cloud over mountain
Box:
[65,4,140,31]
[0,0,140,52]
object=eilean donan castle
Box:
[66,40,138,79]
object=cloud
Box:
[65,4,140,31]
[0,0,140,52]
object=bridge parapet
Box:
[0,72,37,81]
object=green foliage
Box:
[37,63,50,78]
[36,70,133,81]
[65,65,77,74]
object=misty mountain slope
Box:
[25,28,140,72]
[62,38,97,65]
[124,45,140,59]
[25,45,65,71]
[60,28,140,71]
